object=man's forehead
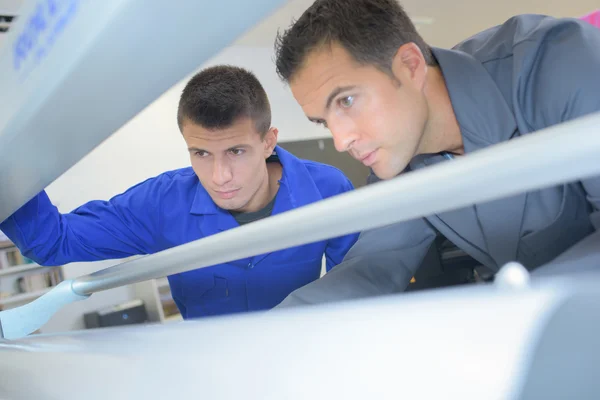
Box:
[291,44,362,108]
[291,65,341,108]
[183,123,258,147]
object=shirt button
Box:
[247,262,254,269]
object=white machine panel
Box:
[1,271,599,399]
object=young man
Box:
[272,0,600,306]
[0,65,359,318]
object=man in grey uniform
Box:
[272,0,600,306]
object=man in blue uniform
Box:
[272,0,600,306]
[0,65,359,318]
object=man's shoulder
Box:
[302,159,349,180]
[156,167,197,183]
[275,146,354,195]
[300,159,353,195]
[455,14,587,63]
[124,167,198,197]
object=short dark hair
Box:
[177,65,271,136]
[274,0,437,83]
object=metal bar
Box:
[0,0,288,221]
[71,111,600,295]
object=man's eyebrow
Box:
[226,144,249,151]
[325,86,356,110]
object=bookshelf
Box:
[0,262,47,277]
[0,288,52,307]
[0,239,64,311]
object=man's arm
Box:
[521,18,600,275]
[278,216,436,307]
[522,18,600,227]
[324,231,359,273]
[0,177,166,265]
[323,176,359,272]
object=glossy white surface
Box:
[0,280,88,339]
[1,272,599,399]
[0,0,288,221]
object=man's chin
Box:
[371,165,399,180]
[212,198,244,211]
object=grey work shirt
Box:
[277,14,600,307]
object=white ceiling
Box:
[234,0,599,48]
[0,0,597,52]
[0,0,21,49]
[0,0,21,14]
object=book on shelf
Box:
[0,234,65,309]
[0,239,36,269]
[0,269,64,309]
[15,268,63,293]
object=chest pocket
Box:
[179,268,247,319]
[177,239,327,316]
[518,184,594,269]
[244,240,326,310]
[245,256,323,311]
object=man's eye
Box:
[338,95,354,108]
[194,151,208,157]
[229,148,245,156]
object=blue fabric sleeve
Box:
[0,177,164,265]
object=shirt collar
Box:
[410,47,518,170]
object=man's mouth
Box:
[357,149,378,166]
[214,189,240,199]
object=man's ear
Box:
[391,42,428,90]
[263,127,279,157]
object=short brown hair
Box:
[275,0,437,83]
[177,65,271,136]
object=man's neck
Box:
[417,67,464,156]
[266,161,283,199]
[240,162,282,213]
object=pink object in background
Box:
[580,10,600,28]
